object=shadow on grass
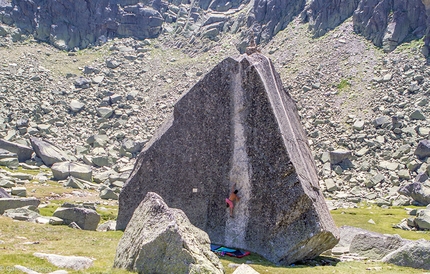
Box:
[219,252,340,274]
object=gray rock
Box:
[0,139,33,162]
[106,59,121,69]
[382,240,430,270]
[353,120,365,130]
[398,181,430,205]
[117,54,339,265]
[0,156,19,168]
[350,231,410,260]
[97,220,117,232]
[87,134,109,147]
[70,100,85,113]
[99,188,119,200]
[329,149,352,165]
[415,209,430,230]
[4,206,41,222]
[373,116,391,128]
[49,217,64,225]
[53,206,100,231]
[33,252,94,270]
[92,155,113,167]
[113,192,224,274]
[11,186,27,197]
[51,161,92,182]
[96,107,113,118]
[415,140,430,159]
[74,77,91,89]
[232,264,260,274]
[0,197,40,214]
[0,187,11,198]
[410,109,426,120]
[64,177,86,190]
[30,137,69,167]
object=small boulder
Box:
[415,209,430,230]
[34,252,94,270]
[232,264,260,274]
[51,161,92,182]
[99,188,119,200]
[382,240,430,270]
[398,182,430,206]
[4,206,41,222]
[30,137,69,166]
[53,206,100,231]
[113,192,223,274]
[415,140,430,159]
[0,139,33,162]
[70,100,85,113]
[0,187,11,198]
[329,149,352,165]
[0,197,40,214]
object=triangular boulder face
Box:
[117,53,340,265]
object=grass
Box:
[1,169,430,273]
[337,78,351,91]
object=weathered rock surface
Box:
[0,187,10,198]
[51,161,92,182]
[52,205,100,230]
[232,264,260,274]
[30,137,69,167]
[398,181,430,205]
[349,230,409,260]
[0,197,40,214]
[381,239,430,270]
[34,252,94,270]
[117,54,339,265]
[114,192,223,274]
[0,138,33,162]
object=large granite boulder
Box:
[0,139,33,162]
[114,192,223,274]
[53,205,100,231]
[0,197,40,214]
[30,137,69,167]
[117,54,339,265]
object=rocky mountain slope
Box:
[0,1,430,208]
[0,0,429,55]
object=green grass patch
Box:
[331,204,430,241]
[337,78,351,90]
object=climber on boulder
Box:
[226,183,240,217]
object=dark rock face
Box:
[398,181,430,205]
[0,0,428,53]
[302,0,361,37]
[353,0,427,51]
[1,0,163,50]
[117,53,339,265]
[114,192,223,274]
[252,0,306,42]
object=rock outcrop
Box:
[0,0,427,54]
[117,53,339,265]
[114,192,223,274]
